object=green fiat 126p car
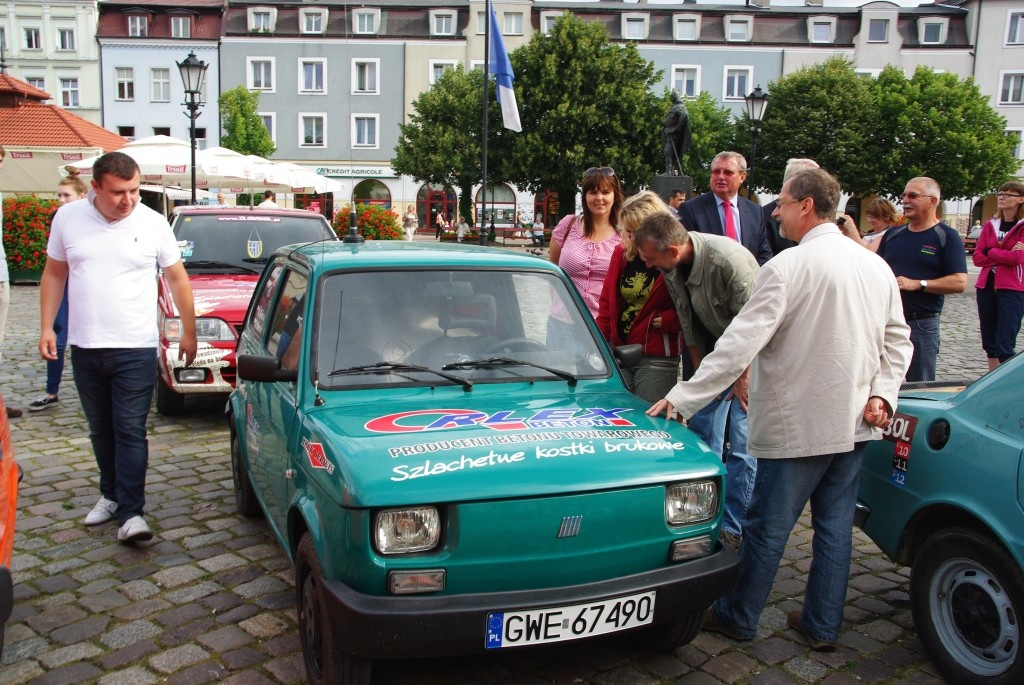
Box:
[227,239,738,684]
[857,362,1024,685]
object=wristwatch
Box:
[919,280,928,291]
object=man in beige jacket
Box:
[644,169,912,651]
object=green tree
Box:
[502,14,665,220]
[392,66,502,224]
[870,65,1017,199]
[675,91,736,193]
[218,85,276,158]
[749,57,876,194]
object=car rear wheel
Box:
[911,528,1024,684]
[296,533,372,685]
[155,375,186,416]
[230,431,261,519]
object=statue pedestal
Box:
[649,174,692,206]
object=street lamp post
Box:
[177,52,209,205]
[744,85,769,195]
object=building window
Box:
[856,68,882,78]
[540,12,560,35]
[1009,12,1024,45]
[24,27,41,49]
[1000,72,1024,105]
[57,28,75,51]
[1007,129,1023,160]
[725,16,753,42]
[194,128,207,150]
[429,60,457,84]
[353,115,378,148]
[61,78,79,107]
[353,59,379,95]
[504,12,523,35]
[153,127,170,136]
[118,126,135,140]
[248,58,274,91]
[300,114,325,146]
[431,11,455,36]
[622,14,649,41]
[918,18,948,45]
[724,67,752,99]
[259,113,275,142]
[128,15,148,37]
[476,12,486,34]
[252,11,271,32]
[171,16,190,39]
[300,60,326,94]
[808,17,836,43]
[116,68,135,101]
[27,76,45,90]
[868,18,889,42]
[674,17,699,41]
[301,10,326,34]
[672,66,700,98]
[151,68,170,102]
[354,10,379,35]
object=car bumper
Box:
[322,546,739,658]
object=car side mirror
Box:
[237,354,299,384]
[613,344,643,369]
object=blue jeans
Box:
[906,316,940,382]
[711,443,867,643]
[688,395,756,537]
[976,288,1024,362]
[71,347,157,524]
[47,288,69,395]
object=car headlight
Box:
[665,480,718,526]
[375,507,441,555]
[163,317,236,342]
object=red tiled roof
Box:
[0,72,51,100]
[0,102,127,150]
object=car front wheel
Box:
[155,374,186,416]
[911,528,1024,684]
[296,533,371,685]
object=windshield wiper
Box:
[442,357,578,386]
[183,260,262,273]
[328,361,472,391]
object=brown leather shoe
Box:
[786,610,836,652]
[702,609,749,642]
[5,406,23,419]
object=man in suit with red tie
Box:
[678,151,773,265]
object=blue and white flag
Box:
[489,6,522,132]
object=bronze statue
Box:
[663,91,693,176]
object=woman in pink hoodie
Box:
[974,181,1024,371]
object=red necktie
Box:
[722,199,738,241]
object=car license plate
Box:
[485,591,655,649]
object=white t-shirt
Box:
[47,192,181,348]
[532,220,545,236]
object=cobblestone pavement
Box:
[0,261,1001,684]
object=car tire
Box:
[230,431,261,519]
[636,608,704,651]
[296,533,372,685]
[910,528,1024,684]
[155,375,186,416]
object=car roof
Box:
[171,205,328,219]
[282,240,558,272]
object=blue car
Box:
[856,359,1024,684]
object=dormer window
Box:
[430,10,456,36]
[918,18,948,45]
[725,16,753,43]
[622,14,649,41]
[171,16,190,39]
[248,7,277,33]
[808,17,837,44]
[354,9,380,35]
[301,9,327,35]
[868,18,889,43]
[674,15,701,42]
[540,11,561,35]
[128,15,148,37]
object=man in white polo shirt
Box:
[39,151,197,544]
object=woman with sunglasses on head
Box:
[596,191,688,401]
[29,170,88,411]
[973,181,1024,371]
[547,167,623,345]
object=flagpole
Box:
[480,0,491,246]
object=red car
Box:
[156,205,337,414]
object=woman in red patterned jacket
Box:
[597,191,688,401]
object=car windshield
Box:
[174,214,333,271]
[311,269,610,389]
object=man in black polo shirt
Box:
[876,177,967,382]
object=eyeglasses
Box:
[996,192,1023,198]
[901,192,935,200]
[584,167,616,179]
[776,197,804,208]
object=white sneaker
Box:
[83,497,118,526]
[117,516,153,543]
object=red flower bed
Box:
[2,195,60,271]
[331,204,403,241]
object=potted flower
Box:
[331,204,403,241]
[2,195,59,282]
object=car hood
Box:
[300,390,723,508]
[188,274,259,322]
